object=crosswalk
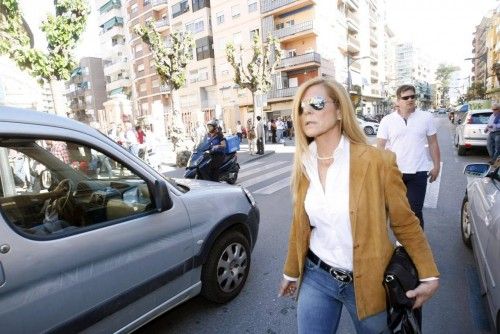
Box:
[237,157,442,209]
[236,158,292,195]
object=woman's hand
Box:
[278,278,297,298]
[406,279,439,309]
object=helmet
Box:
[206,119,218,128]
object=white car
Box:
[357,117,379,135]
[454,109,492,156]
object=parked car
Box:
[356,117,379,135]
[461,163,500,334]
[454,109,492,156]
[438,108,447,114]
[0,107,260,333]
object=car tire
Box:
[201,230,250,303]
[457,145,467,156]
[461,195,472,248]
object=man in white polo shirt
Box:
[377,84,441,229]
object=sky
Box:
[386,0,498,77]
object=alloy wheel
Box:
[216,242,248,293]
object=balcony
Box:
[260,0,315,15]
[201,99,218,109]
[370,35,378,47]
[103,60,128,76]
[371,70,378,82]
[107,78,131,92]
[370,50,378,64]
[152,0,168,9]
[346,11,359,32]
[371,88,380,96]
[155,18,170,32]
[267,86,298,100]
[277,52,321,69]
[347,36,360,53]
[101,24,124,39]
[160,84,171,94]
[273,20,314,40]
[350,61,361,73]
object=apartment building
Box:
[394,42,433,108]
[471,15,490,88]
[485,5,499,101]
[65,57,107,127]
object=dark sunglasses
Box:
[300,96,335,114]
[400,94,416,100]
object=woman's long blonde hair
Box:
[291,78,367,204]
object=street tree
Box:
[0,0,90,116]
[466,82,486,100]
[435,64,460,106]
[134,21,194,166]
[226,33,282,125]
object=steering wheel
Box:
[55,179,74,204]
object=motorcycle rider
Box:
[204,119,226,181]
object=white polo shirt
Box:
[377,109,436,173]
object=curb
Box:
[240,150,275,165]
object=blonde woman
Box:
[278,78,439,333]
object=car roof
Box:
[467,109,492,114]
[0,106,100,136]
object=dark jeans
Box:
[237,132,242,142]
[487,132,500,161]
[257,138,264,154]
[402,171,428,229]
[208,153,224,181]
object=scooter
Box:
[184,140,240,184]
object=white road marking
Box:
[239,161,289,178]
[423,161,443,209]
[239,165,292,188]
[253,176,291,195]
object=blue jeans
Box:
[487,132,500,161]
[402,172,428,229]
[297,258,388,334]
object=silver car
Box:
[461,163,500,333]
[454,109,492,156]
[0,107,259,333]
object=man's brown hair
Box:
[396,85,416,98]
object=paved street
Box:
[137,114,494,334]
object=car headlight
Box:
[241,187,256,206]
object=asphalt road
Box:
[137,114,494,334]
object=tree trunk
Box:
[49,79,67,117]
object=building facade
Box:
[65,57,107,128]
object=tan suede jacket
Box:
[283,142,439,320]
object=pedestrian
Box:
[485,103,500,164]
[136,125,147,160]
[278,78,439,334]
[270,119,277,143]
[125,122,139,157]
[276,117,285,143]
[256,116,265,155]
[204,119,226,181]
[376,84,441,229]
[267,119,272,142]
[287,117,294,139]
[247,125,256,155]
[236,121,243,143]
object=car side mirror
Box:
[463,163,490,177]
[40,170,53,189]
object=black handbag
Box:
[383,246,421,334]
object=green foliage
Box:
[466,82,486,100]
[435,63,459,104]
[0,0,90,83]
[225,33,282,94]
[134,21,194,91]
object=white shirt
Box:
[377,109,436,173]
[304,136,353,271]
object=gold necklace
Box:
[315,154,334,160]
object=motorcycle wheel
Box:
[226,171,238,185]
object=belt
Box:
[307,250,353,283]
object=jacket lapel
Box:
[349,143,370,237]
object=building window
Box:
[189,70,198,83]
[198,67,208,81]
[195,36,214,61]
[172,0,189,19]
[216,11,224,24]
[135,44,143,56]
[249,28,259,39]
[141,102,148,113]
[186,18,204,34]
[131,3,138,14]
[143,0,150,6]
[217,37,226,50]
[139,82,147,92]
[137,63,145,73]
[248,0,257,13]
[233,32,242,45]
[231,5,240,19]
[152,79,160,88]
[192,0,209,12]
[275,22,284,30]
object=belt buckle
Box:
[329,268,353,283]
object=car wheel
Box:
[201,230,250,303]
[226,171,238,185]
[461,195,472,248]
[364,126,374,135]
[457,145,467,156]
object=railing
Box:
[350,61,361,72]
[346,11,359,29]
[277,52,321,68]
[260,0,297,13]
[345,0,359,10]
[347,36,360,49]
[371,89,380,96]
[160,84,171,93]
[273,20,313,39]
[152,0,168,7]
[267,86,298,99]
[156,18,169,30]
[201,99,218,109]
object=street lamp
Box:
[465,51,488,87]
[347,55,370,93]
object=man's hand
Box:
[278,278,297,298]
[406,280,439,309]
[428,167,440,183]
